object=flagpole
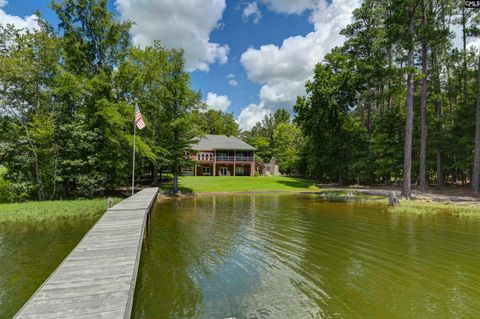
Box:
[132,104,137,196]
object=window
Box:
[235,166,244,176]
[219,167,228,176]
[182,167,193,176]
[202,167,211,175]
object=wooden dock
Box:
[14,187,159,319]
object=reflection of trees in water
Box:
[0,220,96,319]
[133,195,249,319]
[133,196,480,319]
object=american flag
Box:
[135,104,146,130]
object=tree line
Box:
[0,0,239,201]
[243,0,480,198]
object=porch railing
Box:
[212,156,254,162]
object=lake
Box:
[0,217,100,318]
[132,194,480,319]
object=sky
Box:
[0,0,362,130]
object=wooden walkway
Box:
[14,187,159,319]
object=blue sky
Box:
[0,0,361,130]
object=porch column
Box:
[213,151,216,176]
[251,162,255,176]
[233,150,236,176]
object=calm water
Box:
[0,217,99,318]
[133,194,480,319]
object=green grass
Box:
[390,200,480,216]
[164,176,319,193]
[0,198,121,223]
[315,190,385,201]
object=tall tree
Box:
[0,26,60,200]
[162,50,201,193]
[470,13,480,192]
[294,50,360,185]
[418,0,429,190]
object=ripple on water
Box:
[132,194,480,319]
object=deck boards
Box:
[14,188,159,319]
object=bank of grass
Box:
[313,189,480,216]
[0,198,121,223]
[390,200,480,216]
[167,176,319,193]
[316,190,385,201]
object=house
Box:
[183,135,256,176]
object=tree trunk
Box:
[471,53,480,193]
[152,163,159,186]
[432,47,444,188]
[402,13,415,199]
[419,2,428,191]
[366,89,372,135]
[387,46,393,112]
[173,169,178,193]
[462,6,468,103]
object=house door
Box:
[219,167,228,176]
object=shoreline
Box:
[159,188,480,216]
[160,188,480,204]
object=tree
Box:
[294,50,360,185]
[162,50,201,193]
[418,0,429,190]
[274,109,290,125]
[242,108,291,163]
[191,109,239,136]
[470,13,480,192]
[0,26,60,200]
[273,123,304,175]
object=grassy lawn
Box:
[164,176,319,193]
[0,198,120,223]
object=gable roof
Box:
[192,135,255,151]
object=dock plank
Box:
[14,188,158,319]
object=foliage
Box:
[272,123,304,175]
[294,50,364,185]
[242,108,293,165]
[191,109,239,136]
[0,167,12,203]
[0,1,200,198]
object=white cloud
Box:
[227,73,238,86]
[205,92,231,112]
[237,103,269,130]
[115,0,229,71]
[238,0,360,129]
[0,1,38,30]
[243,2,262,24]
[260,0,316,14]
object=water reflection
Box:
[0,218,100,318]
[133,194,480,319]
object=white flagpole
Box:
[132,104,137,195]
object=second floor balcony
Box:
[194,151,255,163]
[216,155,254,162]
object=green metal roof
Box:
[191,135,255,151]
